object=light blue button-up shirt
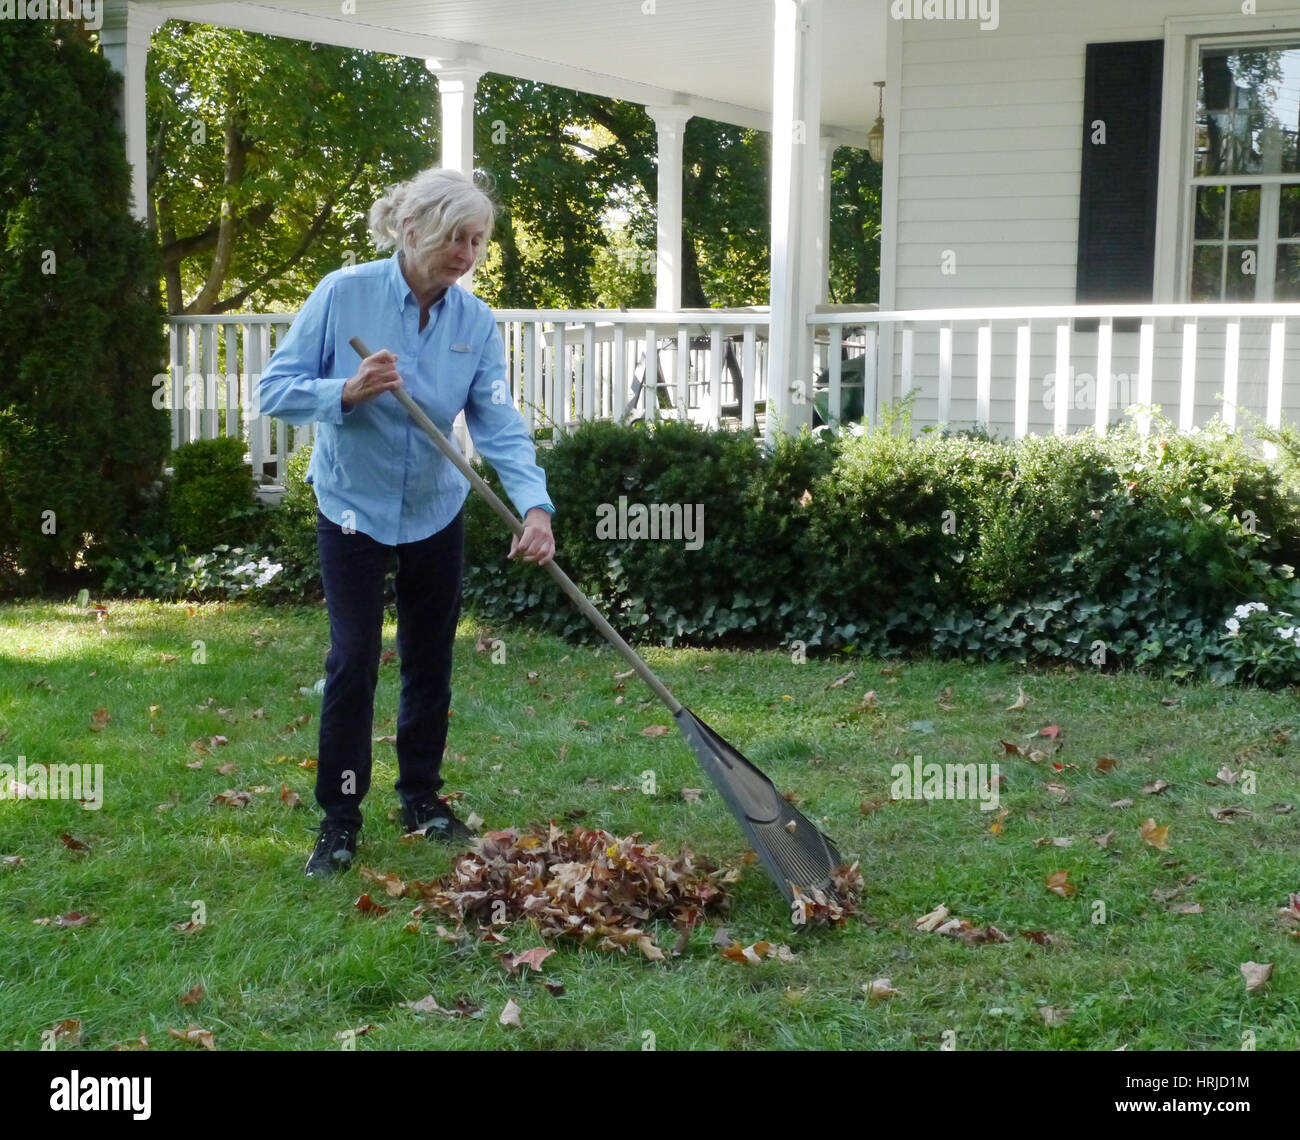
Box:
[258,251,554,546]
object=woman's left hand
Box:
[509,507,556,565]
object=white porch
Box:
[103,0,1300,477]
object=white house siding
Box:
[882,0,1300,437]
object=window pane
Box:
[1228,185,1261,238]
[1191,244,1224,300]
[1280,186,1300,237]
[1196,44,1300,175]
[1195,185,1226,238]
[1225,245,1259,299]
[1276,244,1300,298]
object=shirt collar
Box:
[390,249,454,313]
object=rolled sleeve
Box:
[258,274,343,426]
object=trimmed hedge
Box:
[100,413,1300,684]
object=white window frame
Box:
[1156,10,1300,303]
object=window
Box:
[1191,41,1300,301]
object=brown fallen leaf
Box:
[173,920,205,934]
[54,911,100,928]
[167,1024,216,1050]
[1215,767,1240,785]
[499,998,522,1027]
[1141,780,1172,795]
[1033,837,1074,848]
[52,1018,83,1045]
[863,977,900,1001]
[1160,697,1181,707]
[1007,686,1029,711]
[1019,930,1060,947]
[59,833,90,851]
[215,761,237,776]
[1046,869,1077,898]
[1169,902,1204,914]
[1139,818,1171,850]
[179,984,205,1005]
[1210,805,1251,822]
[1241,961,1273,993]
[358,866,408,897]
[1111,798,1134,808]
[89,707,110,732]
[828,671,856,689]
[508,946,557,973]
[681,788,703,803]
[280,784,302,808]
[209,790,251,807]
[1096,756,1118,772]
[1038,1006,1072,1026]
[354,893,390,917]
[1093,829,1117,848]
[641,724,670,737]
[914,904,951,932]
[860,799,887,815]
[990,806,1009,835]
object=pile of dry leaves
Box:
[362,823,863,959]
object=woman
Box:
[259,166,556,878]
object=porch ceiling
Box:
[147,0,886,143]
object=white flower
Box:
[1225,617,1240,635]
[1279,627,1296,642]
[1234,602,1269,620]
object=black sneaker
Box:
[305,822,358,878]
[401,796,474,844]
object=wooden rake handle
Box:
[347,335,681,715]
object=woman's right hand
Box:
[342,349,403,409]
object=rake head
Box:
[673,707,843,906]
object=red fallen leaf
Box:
[1045,869,1077,897]
[179,984,205,1005]
[1038,725,1061,739]
[380,649,397,665]
[543,980,565,996]
[1019,929,1060,947]
[999,740,1025,756]
[354,893,390,916]
[55,911,100,927]
[509,946,557,973]
[280,784,302,808]
[167,1024,215,1050]
[59,833,91,851]
[358,866,408,897]
[89,707,110,732]
[1096,756,1118,772]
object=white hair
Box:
[368,166,496,261]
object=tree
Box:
[0,20,168,592]
[147,22,443,314]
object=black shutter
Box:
[1075,39,1164,332]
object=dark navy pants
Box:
[314,508,464,829]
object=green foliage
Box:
[269,443,322,590]
[458,418,1300,685]
[167,437,262,551]
[0,21,169,594]
[148,22,442,314]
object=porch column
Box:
[816,136,835,304]
[427,60,484,288]
[766,0,823,441]
[100,0,152,223]
[645,105,692,311]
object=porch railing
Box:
[167,302,1300,482]
[166,309,772,480]
[812,303,1300,444]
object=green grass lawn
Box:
[1,599,1297,1051]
